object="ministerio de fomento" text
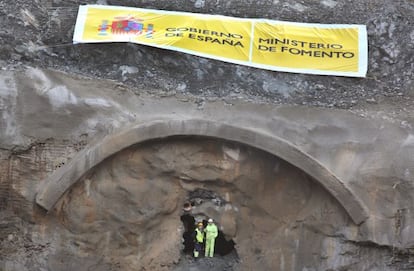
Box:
[258,38,355,58]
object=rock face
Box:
[1,0,414,270]
[0,137,404,270]
[0,67,413,271]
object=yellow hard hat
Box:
[197,222,203,226]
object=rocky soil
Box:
[1,0,414,270]
[0,0,413,110]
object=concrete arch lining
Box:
[35,118,369,224]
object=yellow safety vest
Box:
[195,228,204,243]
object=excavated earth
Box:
[1,0,414,271]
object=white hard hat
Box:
[208,218,213,223]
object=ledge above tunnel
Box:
[35,118,369,225]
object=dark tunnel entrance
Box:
[180,188,237,258]
[180,213,236,256]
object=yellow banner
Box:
[73,5,367,77]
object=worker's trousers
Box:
[205,238,216,257]
[194,242,203,258]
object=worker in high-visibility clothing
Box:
[204,218,218,257]
[194,222,204,258]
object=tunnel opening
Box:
[45,136,359,270]
[180,213,236,256]
[180,189,236,258]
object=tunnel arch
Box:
[35,118,369,224]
